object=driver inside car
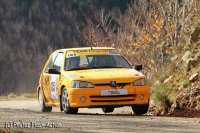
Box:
[68,56,80,69]
[96,56,107,66]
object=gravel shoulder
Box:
[0,100,200,133]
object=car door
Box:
[41,52,58,103]
[48,52,64,102]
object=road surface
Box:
[0,100,199,133]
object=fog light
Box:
[139,94,144,100]
[80,96,86,103]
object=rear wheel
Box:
[38,89,52,112]
[131,103,149,115]
[102,107,115,113]
[61,87,78,114]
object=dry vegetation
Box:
[0,0,200,115]
[0,93,37,101]
[78,0,199,78]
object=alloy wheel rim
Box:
[38,90,44,108]
[62,90,69,110]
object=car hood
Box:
[62,68,145,84]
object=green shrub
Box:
[183,80,190,88]
[168,88,178,101]
[152,85,170,107]
[151,84,178,108]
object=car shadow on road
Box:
[1,108,152,117]
[75,113,153,117]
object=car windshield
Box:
[65,54,132,71]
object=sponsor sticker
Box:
[63,74,78,78]
[50,75,59,100]
[66,52,78,57]
[101,89,128,96]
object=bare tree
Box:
[76,0,200,78]
[158,0,199,46]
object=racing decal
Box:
[66,52,78,58]
[108,52,120,55]
[76,49,109,53]
[63,73,78,78]
[76,49,118,53]
[50,75,59,100]
[76,50,88,53]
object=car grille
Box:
[94,82,131,86]
[90,94,136,102]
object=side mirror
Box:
[134,64,142,71]
[47,68,61,75]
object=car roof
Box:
[54,47,116,53]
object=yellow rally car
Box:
[37,47,150,115]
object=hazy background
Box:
[0,0,130,94]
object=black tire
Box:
[102,107,115,113]
[131,103,149,115]
[38,89,52,112]
[61,87,78,114]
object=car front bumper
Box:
[67,86,150,108]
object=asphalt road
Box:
[0,100,199,133]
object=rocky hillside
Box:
[150,24,200,117]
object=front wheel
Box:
[131,103,149,115]
[38,89,52,112]
[61,87,78,114]
[102,107,115,113]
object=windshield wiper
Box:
[68,66,124,71]
[67,67,91,71]
[89,66,123,69]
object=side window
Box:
[46,53,58,72]
[52,53,64,72]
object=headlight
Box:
[72,81,94,88]
[132,78,147,86]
